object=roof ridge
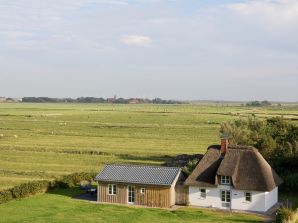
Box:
[105,163,180,169]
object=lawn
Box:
[0,188,264,223]
[0,103,297,190]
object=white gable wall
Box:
[265,187,278,211]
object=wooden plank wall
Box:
[98,183,171,208]
[98,183,127,204]
[175,185,188,205]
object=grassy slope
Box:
[0,103,297,189]
[0,188,264,223]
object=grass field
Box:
[0,187,264,223]
[0,102,298,190]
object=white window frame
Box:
[245,192,252,202]
[140,188,146,194]
[221,190,231,203]
[221,176,231,185]
[108,184,117,195]
[200,188,206,199]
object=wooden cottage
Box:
[95,164,181,208]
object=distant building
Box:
[128,98,139,104]
[107,95,117,103]
[0,97,6,103]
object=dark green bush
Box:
[274,207,294,223]
[0,190,13,204]
[280,173,298,192]
[0,172,96,204]
[10,180,50,199]
[182,159,199,176]
[57,172,97,188]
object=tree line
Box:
[21,97,186,104]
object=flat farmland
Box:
[0,103,297,190]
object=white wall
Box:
[189,186,279,212]
[189,186,221,208]
[265,187,278,211]
[231,190,266,212]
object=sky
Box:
[0,0,297,101]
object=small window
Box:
[200,189,206,199]
[245,192,251,202]
[140,188,146,194]
[108,184,117,195]
[221,176,231,185]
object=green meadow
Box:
[0,187,264,223]
[0,103,297,190]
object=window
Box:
[221,176,231,185]
[221,190,231,203]
[108,184,117,195]
[245,192,251,202]
[140,188,146,194]
[200,189,206,199]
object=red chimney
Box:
[220,138,229,154]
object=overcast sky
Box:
[0,0,297,101]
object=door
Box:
[221,190,231,208]
[127,185,135,204]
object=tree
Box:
[220,116,298,191]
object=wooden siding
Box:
[97,182,172,208]
[175,185,188,205]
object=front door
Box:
[128,185,135,204]
[221,190,231,208]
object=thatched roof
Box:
[184,145,282,192]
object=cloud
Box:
[225,0,298,26]
[121,35,152,46]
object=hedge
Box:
[0,190,13,204]
[0,172,96,205]
[10,180,50,199]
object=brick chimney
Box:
[220,138,229,154]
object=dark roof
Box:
[184,145,282,191]
[184,146,221,188]
[96,164,180,186]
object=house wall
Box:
[189,186,277,212]
[231,190,266,212]
[189,186,221,208]
[170,171,181,206]
[97,182,172,208]
[265,187,278,211]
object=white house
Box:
[184,139,282,213]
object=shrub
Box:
[280,173,298,192]
[274,207,298,223]
[0,172,96,204]
[182,159,199,176]
[57,172,97,188]
[0,190,13,204]
[10,180,50,199]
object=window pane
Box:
[226,177,230,184]
[226,191,231,202]
[113,185,117,194]
[221,191,225,201]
